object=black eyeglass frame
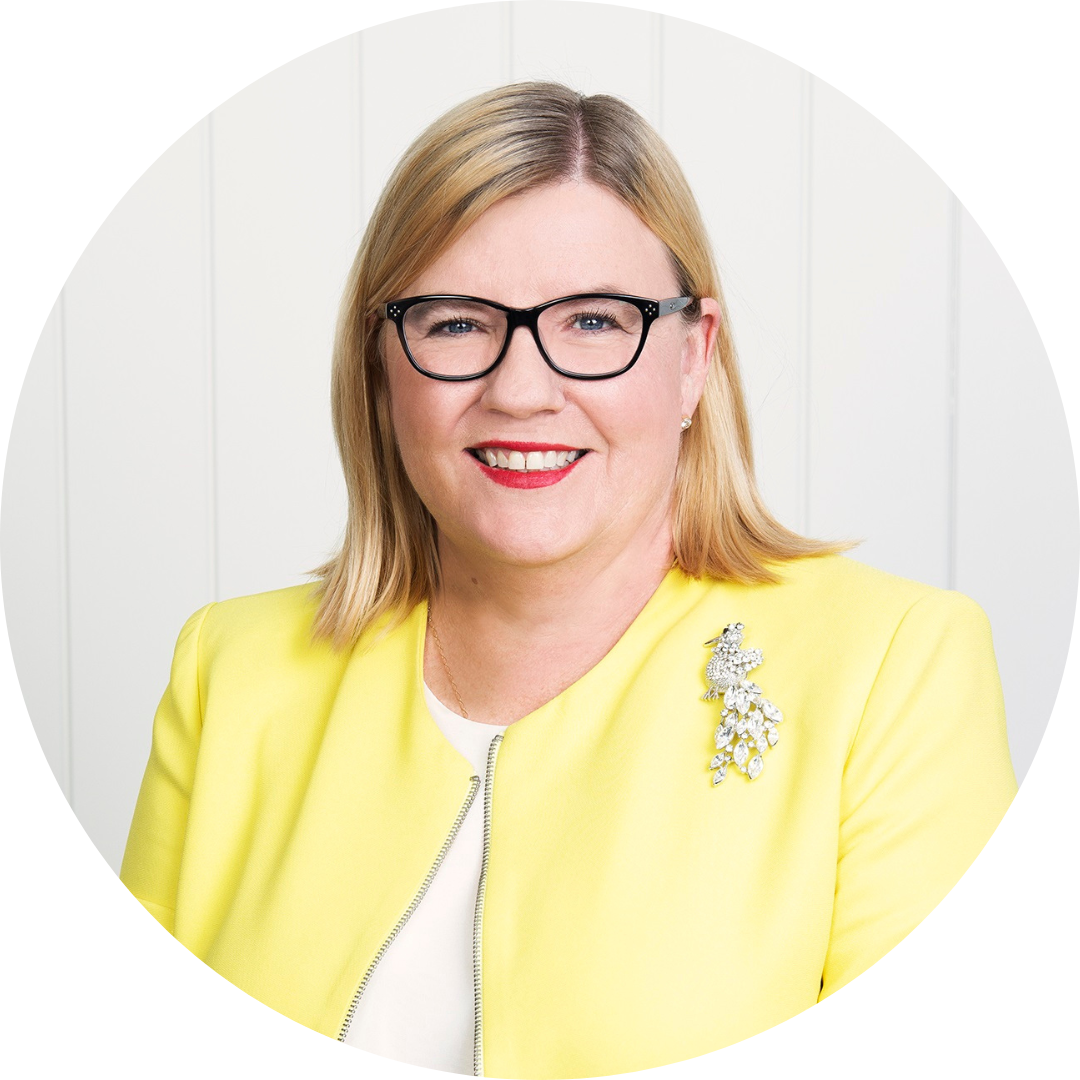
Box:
[380,293,695,381]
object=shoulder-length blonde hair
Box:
[314,81,844,646]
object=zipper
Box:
[472,732,504,1077]
[337,774,482,1042]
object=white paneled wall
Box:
[2,303,68,790]
[955,208,1078,784]
[2,3,1075,873]
[661,18,807,528]
[212,34,359,598]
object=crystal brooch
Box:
[702,623,784,785]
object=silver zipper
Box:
[337,774,482,1042]
[472,732,504,1077]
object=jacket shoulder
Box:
[686,554,993,665]
[196,582,345,674]
[764,553,984,624]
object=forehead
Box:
[405,181,677,304]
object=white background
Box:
[3,0,1074,873]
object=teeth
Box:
[472,447,587,472]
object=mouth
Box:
[465,441,592,489]
[466,442,591,472]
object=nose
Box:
[479,323,566,418]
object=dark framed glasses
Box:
[380,293,694,381]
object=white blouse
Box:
[343,684,508,1074]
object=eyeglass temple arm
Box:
[658,297,693,317]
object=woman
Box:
[120,82,1016,1078]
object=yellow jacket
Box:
[120,554,1016,1078]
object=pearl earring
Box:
[680,416,693,431]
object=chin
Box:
[463,515,594,569]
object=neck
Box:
[425,518,676,724]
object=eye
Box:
[404,300,500,341]
[431,318,479,336]
[574,312,613,331]
[569,309,621,332]
[543,298,641,345]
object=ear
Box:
[680,297,721,417]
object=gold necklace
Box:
[427,606,469,719]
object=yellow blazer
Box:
[120,554,1016,1078]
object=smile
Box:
[465,442,591,489]
[466,446,589,471]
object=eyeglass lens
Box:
[401,297,646,377]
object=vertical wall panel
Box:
[63,123,211,871]
[955,208,1078,782]
[1,303,67,796]
[808,79,952,585]
[510,1,659,122]
[661,19,805,527]
[212,35,359,600]
[360,4,512,226]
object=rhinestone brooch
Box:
[702,623,784,785]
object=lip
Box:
[467,450,588,489]
[469,440,582,453]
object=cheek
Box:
[385,368,437,480]
[385,355,472,479]
[603,350,685,453]
[591,367,685,512]
[384,336,435,444]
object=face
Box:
[382,180,719,572]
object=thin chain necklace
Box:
[427,606,469,719]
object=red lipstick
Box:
[473,457,586,488]
[466,445,589,488]
[470,440,579,452]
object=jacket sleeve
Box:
[819,590,1017,998]
[119,603,214,933]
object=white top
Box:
[343,684,508,1074]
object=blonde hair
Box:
[314,81,846,646]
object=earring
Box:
[680,416,693,431]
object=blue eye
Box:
[572,311,617,332]
[439,319,475,335]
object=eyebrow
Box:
[413,285,644,304]
[578,283,632,295]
